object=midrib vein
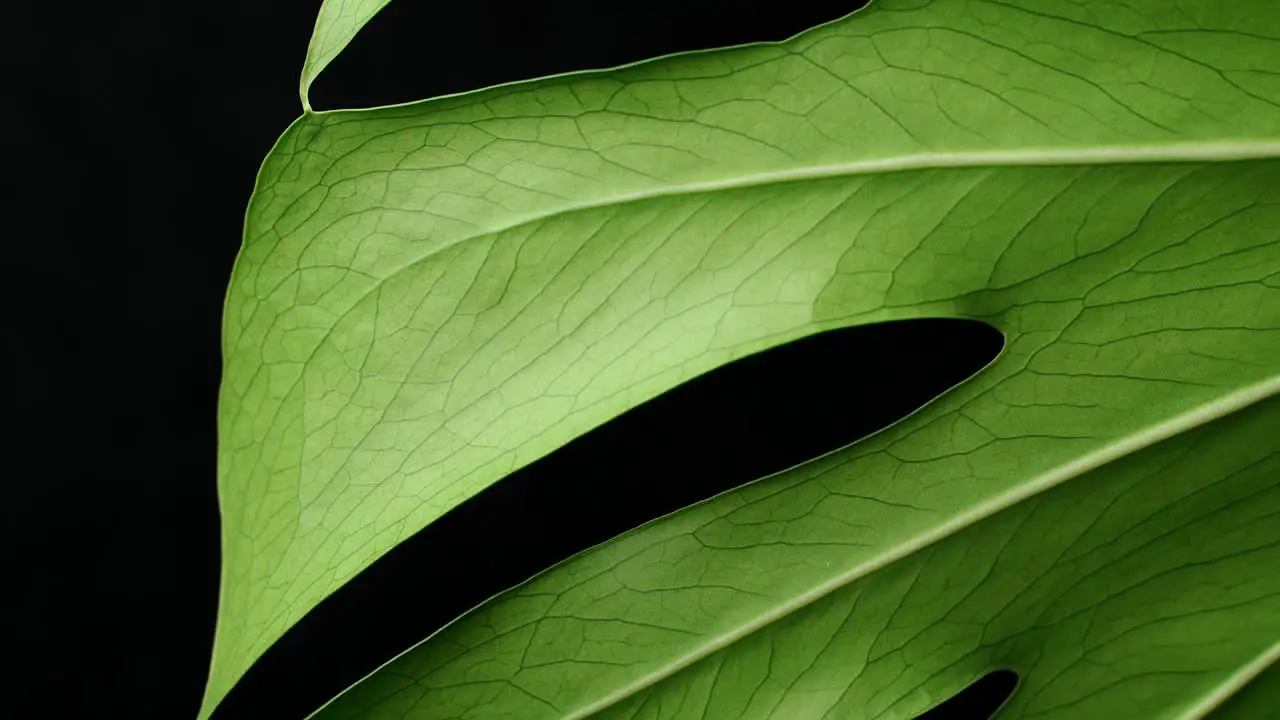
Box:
[1181,637,1280,719]
[364,139,1280,290]
[566,374,1280,719]
[486,141,1280,236]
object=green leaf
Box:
[203,0,1280,717]
[300,0,392,111]
[309,387,1280,719]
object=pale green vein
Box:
[295,140,1280,306]
[1185,639,1280,720]
[562,376,1280,719]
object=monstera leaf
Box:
[202,0,1280,717]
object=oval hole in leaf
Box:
[214,318,1004,719]
[914,670,1020,720]
[309,0,870,110]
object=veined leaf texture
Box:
[202,0,1280,717]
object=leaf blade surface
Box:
[312,386,1280,719]
[300,0,392,110]
[202,0,1280,716]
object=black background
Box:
[6,0,1008,717]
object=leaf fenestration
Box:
[204,0,1280,717]
[211,319,1003,720]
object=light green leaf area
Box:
[300,0,393,111]
[203,0,1280,717]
